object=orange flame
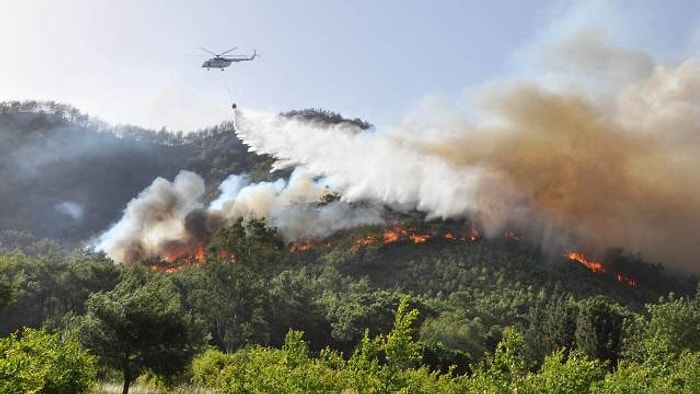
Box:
[468,227,479,241]
[359,225,482,252]
[382,230,400,243]
[289,224,485,254]
[409,233,430,243]
[566,251,636,287]
[352,235,377,252]
[290,241,314,253]
[151,244,206,274]
[566,251,606,273]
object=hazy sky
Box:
[1,0,698,131]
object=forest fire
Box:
[150,245,206,273]
[163,245,206,264]
[566,251,636,287]
[289,241,315,253]
[290,224,483,254]
[347,225,481,252]
[146,223,633,289]
[566,251,606,273]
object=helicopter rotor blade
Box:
[198,47,218,56]
[219,46,239,56]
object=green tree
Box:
[175,218,287,352]
[208,217,284,275]
[643,289,700,360]
[79,266,207,394]
[384,295,421,370]
[522,292,578,368]
[322,279,403,351]
[525,349,605,393]
[487,326,528,382]
[175,257,270,352]
[575,296,626,368]
[0,328,96,394]
[0,258,13,311]
[0,250,121,335]
[266,268,331,349]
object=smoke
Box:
[54,201,84,221]
[97,168,384,264]
[96,27,700,272]
[0,104,200,243]
[96,171,206,264]
[210,169,384,239]
[231,42,700,272]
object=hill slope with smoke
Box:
[4,32,699,274]
[0,101,276,245]
[232,58,700,272]
[94,33,700,274]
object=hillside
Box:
[0,101,275,245]
[1,102,699,392]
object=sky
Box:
[1,0,699,131]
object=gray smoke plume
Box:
[96,171,206,264]
[97,168,384,264]
[97,30,700,272]
[233,42,700,272]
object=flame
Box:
[410,233,429,243]
[195,246,205,261]
[151,244,206,274]
[566,251,606,273]
[383,230,400,243]
[352,235,377,252]
[382,226,433,244]
[289,240,332,253]
[290,241,314,253]
[566,251,636,287]
[289,224,483,254]
[468,226,479,241]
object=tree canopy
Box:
[79,266,207,394]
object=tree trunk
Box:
[122,365,131,394]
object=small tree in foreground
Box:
[0,328,96,394]
[80,266,207,394]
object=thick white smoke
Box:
[233,58,700,272]
[97,28,700,272]
[210,168,384,240]
[96,171,206,264]
[97,167,384,264]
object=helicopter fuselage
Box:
[202,57,233,69]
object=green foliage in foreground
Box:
[79,265,208,394]
[0,328,96,394]
[190,296,700,394]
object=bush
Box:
[190,347,235,387]
[0,328,96,394]
[525,349,605,393]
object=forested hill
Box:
[0,100,277,244]
[2,102,700,393]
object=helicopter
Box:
[200,46,257,70]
